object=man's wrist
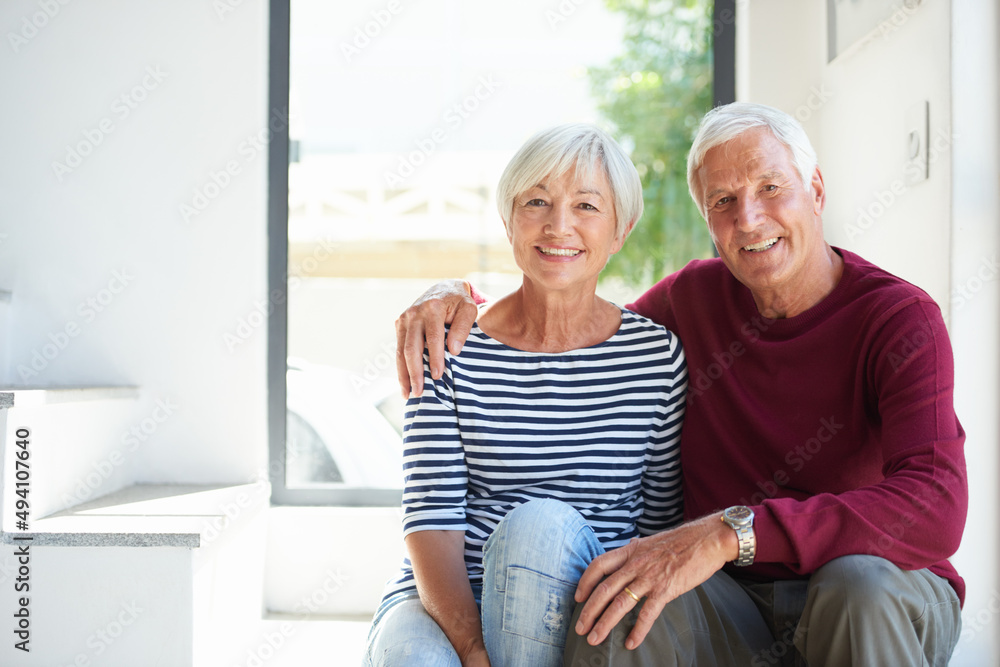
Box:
[720,505,756,566]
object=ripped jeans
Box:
[363,498,605,667]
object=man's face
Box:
[696,127,827,304]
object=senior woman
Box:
[363,124,687,667]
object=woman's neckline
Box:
[471,304,627,354]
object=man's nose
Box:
[734,196,764,232]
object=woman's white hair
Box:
[686,102,818,216]
[496,123,643,241]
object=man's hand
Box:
[572,513,739,650]
[395,279,478,398]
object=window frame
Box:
[267,0,737,506]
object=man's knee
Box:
[808,555,903,612]
[799,556,961,666]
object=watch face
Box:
[725,506,753,522]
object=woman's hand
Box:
[395,279,479,398]
[407,530,489,665]
[459,642,492,667]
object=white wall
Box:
[737,0,1000,663]
[0,0,270,485]
[948,0,1000,663]
[738,0,951,306]
[265,507,404,616]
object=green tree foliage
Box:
[592,0,715,286]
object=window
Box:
[268,0,734,505]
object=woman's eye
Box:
[526,198,546,206]
[579,203,597,211]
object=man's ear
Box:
[811,166,826,215]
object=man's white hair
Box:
[687,102,818,217]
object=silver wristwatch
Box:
[721,505,756,567]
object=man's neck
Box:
[751,245,844,319]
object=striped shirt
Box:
[383,307,687,600]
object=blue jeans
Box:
[364,498,605,666]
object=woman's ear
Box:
[610,221,634,255]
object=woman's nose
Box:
[544,204,571,235]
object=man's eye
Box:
[762,184,778,192]
[714,197,732,208]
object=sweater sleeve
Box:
[636,331,687,535]
[752,300,968,576]
[400,351,469,536]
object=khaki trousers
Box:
[563,555,961,667]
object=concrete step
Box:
[0,483,268,667]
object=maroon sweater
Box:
[628,248,967,604]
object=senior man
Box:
[394,102,967,666]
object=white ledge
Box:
[0,385,139,408]
[1,483,268,548]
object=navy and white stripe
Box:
[383,307,687,600]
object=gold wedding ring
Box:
[623,586,640,602]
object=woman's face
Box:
[508,165,623,296]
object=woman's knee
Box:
[496,498,586,539]
[365,596,461,667]
[484,499,596,565]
